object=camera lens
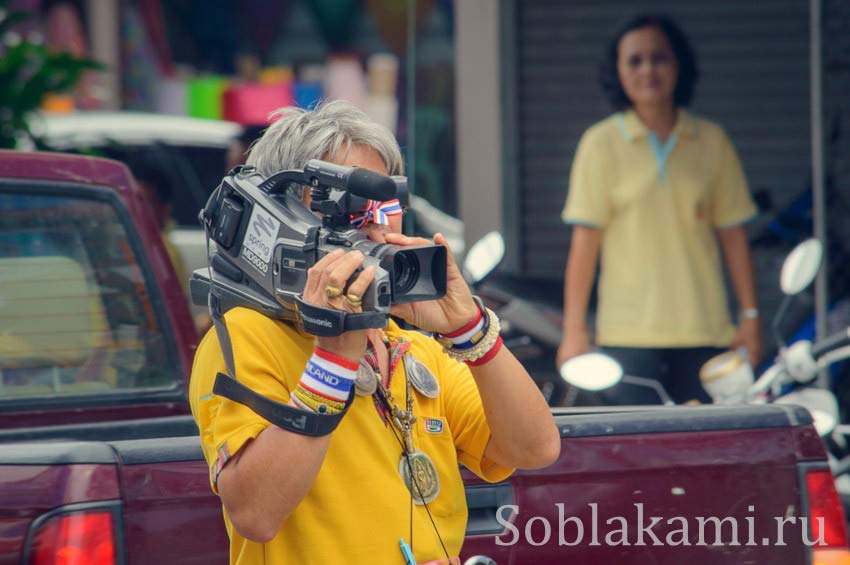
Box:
[393,251,420,295]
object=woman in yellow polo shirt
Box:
[558,14,762,405]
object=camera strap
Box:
[208,292,353,437]
[294,295,388,336]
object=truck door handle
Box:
[464,482,514,536]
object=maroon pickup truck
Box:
[0,151,848,565]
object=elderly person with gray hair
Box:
[189,100,560,565]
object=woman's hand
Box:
[385,232,479,335]
[733,318,762,368]
[302,248,376,361]
[556,327,591,368]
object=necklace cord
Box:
[370,339,451,562]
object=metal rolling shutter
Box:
[512,0,810,279]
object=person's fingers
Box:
[384,231,464,281]
[383,232,433,247]
[304,249,344,297]
[306,249,361,310]
[432,232,461,271]
[313,250,357,294]
[321,251,366,307]
[344,266,376,311]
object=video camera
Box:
[189,160,447,336]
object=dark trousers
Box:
[594,346,727,405]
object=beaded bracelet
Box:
[437,299,502,365]
[434,296,490,351]
[292,385,347,414]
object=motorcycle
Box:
[559,237,850,528]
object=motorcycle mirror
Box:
[462,231,505,285]
[463,557,497,565]
[775,388,838,437]
[559,352,623,391]
[780,238,823,295]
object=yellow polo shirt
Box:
[562,110,757,347]
[189,307,513,564]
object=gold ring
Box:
[325,285,343,299]
[346,293,363,306]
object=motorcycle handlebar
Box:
[812,328,850,359]
[832,454,850,479]
[749,363,784,396]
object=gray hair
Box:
[246,100,404,198]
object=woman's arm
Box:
[717,225,762,366]
[474,346,562,469]
[556,226,603,367]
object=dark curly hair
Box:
[599,14,699,110]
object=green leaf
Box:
[0,12,103,147]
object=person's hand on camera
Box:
[385,232,479,335]
[302,248,375,361]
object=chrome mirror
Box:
[462,231,505,284]
[559,352,623,391]
[780,238,823,295]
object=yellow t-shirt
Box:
[189,307,513,564]
[562,110,757,347]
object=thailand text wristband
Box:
[293,347,358,414]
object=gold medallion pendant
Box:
[399,450,441,504]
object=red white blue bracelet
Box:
[435,297,502,366]
[292,348,358,414]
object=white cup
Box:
[700,349,754,404]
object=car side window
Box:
[0,191,179,398]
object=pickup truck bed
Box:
[0,404,835,565]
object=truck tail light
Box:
[808,470,849,548]
[27,511,116,565]
[806,468,850,565]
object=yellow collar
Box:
[617,108,697,142]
